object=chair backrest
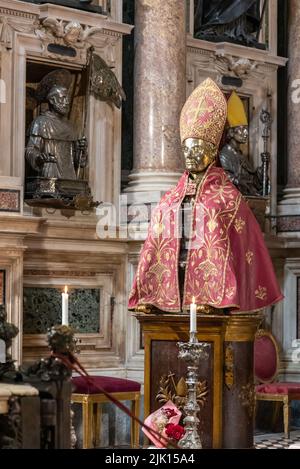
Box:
[254,329,279,383]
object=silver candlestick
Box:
[260,106,272,197]
[177,332,209,449]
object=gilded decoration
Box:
[238,383,255,420]
[234,217,245,234]
[183,168,241,308]
[224,344,234,389]
[246,250,254,265]
[225,287,235,299]
[179,78,227,147]
[255,286,267,301]
[156,372,208,411]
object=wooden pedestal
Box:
[136,312,262,449]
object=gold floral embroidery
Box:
[225,287,235,299]
[234,217,245,234]
[153,221,164,236]
[206,208,218,233]
[206,172,236,204]
[148,262,169,282]
[246,250,254,265]
[197,259,219,280]
[184,168,241,307]
[255,286,267,300]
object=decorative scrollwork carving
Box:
[224,343,234,389]
[239,382,255,420]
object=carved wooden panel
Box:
[150,339,214,449]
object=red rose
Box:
[163,408,177,419]
[165,423,185,441]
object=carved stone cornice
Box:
[24,270,98,277]
[0,10,38,49]
[186,46,212,57]
[102,29,122,39]
[0,7,36,20]
[0,0,132,44]
[0,216,45,237]
[187,37,288,69]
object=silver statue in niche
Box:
[26,70,87,180]
[25,52,126,210]
[25,68,95,210]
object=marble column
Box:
[125,0,186,195]
[279,0,300,215]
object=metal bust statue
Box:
[136,137,218,315]
[129,78,282,317]
[219,125,263,196]
[219,92,263,197]
[194,0,263,48]
[24,68,98,210]
[26,80,87,180]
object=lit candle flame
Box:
[192,296,195,304]
[64,285,68,294]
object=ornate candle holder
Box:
[177,332,209,449]
[260,107,272,197]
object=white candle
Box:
[190,296,197,333]
[62,285,69,326]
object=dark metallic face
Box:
[182,138,217,173]
[48,87,70,116]
[232,125,248,144]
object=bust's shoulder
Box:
[207,166,240,191]
[28,112,53,137]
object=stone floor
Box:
[255,430,300,449]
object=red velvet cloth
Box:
[72,376,141,394]
[254,335,278,382]
[256,383,300,395]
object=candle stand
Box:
[177,331,209,449]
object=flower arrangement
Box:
[165,423,185,443]
[142,400,185,448]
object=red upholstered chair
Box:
[71,376,141,448]
[254,329,300,438]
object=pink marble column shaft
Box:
[287,0,300,189]
[128,0,186,191]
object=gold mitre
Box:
[180,77,227,148]
[227,91,248,127]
